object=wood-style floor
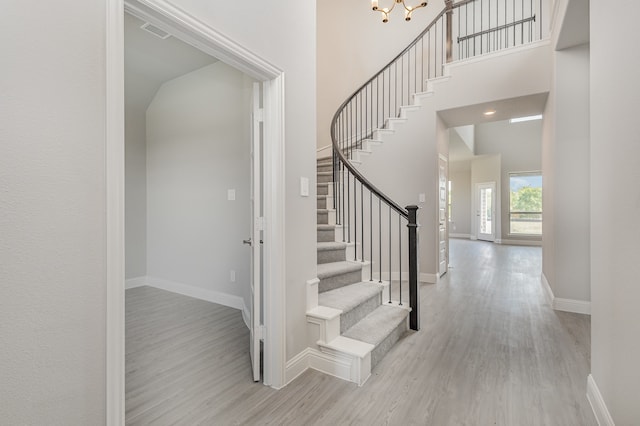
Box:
[126,239,596,425]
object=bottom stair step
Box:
[343,304,409,368]
[319,282,384,333]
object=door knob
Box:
[243,238,252,246]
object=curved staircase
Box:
[308,156,410,385]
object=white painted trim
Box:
[125,276,147,290]
[541,273,554,305]
[587,374,615,426]
[107,3,288,410]
[553,298,591,315]
[448,39,551,69]
[106,1,125,424]
[286,343,373,386]
[242,300,251,330]
[146,276,245,310]
[124,0,280,81]
[495,238,503,244]
[285,348,311,385]
[306,278,320,311]
[449,233,471,239]
[316,144,332,159]
[420,273,438,284]
[500,239,542,246]
[262,73,286,389]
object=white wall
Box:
[1,0,317,420]
[0,3,107,423]
[166,0,317,362]
[475,119,543,243]
[125,86,147,279]
[146,61,252,307]
[317,0,448,150]
[590,0,640,423]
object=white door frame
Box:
[475,182,496,242]
[106,0,287,423]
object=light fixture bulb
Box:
[372,0,428,23]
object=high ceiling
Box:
[124,13,218,110]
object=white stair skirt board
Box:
[125,276,147,290]
[285,345,373,387]
[307,305,342,344]
[586,374,615,426]
[306,278,320,311]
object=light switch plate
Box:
[228,189,236,201]
[300,177,309,197]
[419,193,426,203]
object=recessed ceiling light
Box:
[509,114,543,123]
[483,110,496,116]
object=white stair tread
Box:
[317,261,362,279]
[343,304,409,347]
[307,305,342,321]
[320,336,374,358]
[317,241,347,251]
[319,281,383,313]
[317,224,339,230]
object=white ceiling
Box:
[438,93,549,128]
[124,13,218,109]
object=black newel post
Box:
[406,205,419,331]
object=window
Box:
[509,172,542,235]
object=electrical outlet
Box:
[230,270,236,282]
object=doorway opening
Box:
[106,0,286,421]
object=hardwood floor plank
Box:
[126,240,596,425]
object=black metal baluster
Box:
[379,198,382,283]
[353,174,357,260]
[399,214,402,306]
[388,205,392,303]
[347,169,350,243]
[370,190,373,280]
[360,181,364,263]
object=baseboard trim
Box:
[587,374,615,426]
[285,348,311,385]
[125,276,147,290]
[501,238,542,246]
[553,298,591,315]
[449,233,470,239]
[541,273,554,305]
[420,273,438,284]
[285,346,370,386]
[241,301,250,330]
[145,276,245,311]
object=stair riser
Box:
[370,319,407,368]
[317,174,333,184]
[340,293,381,334]
[317,211,336,225]
[319,269,363,293]
[317,247,346,264]
[317,228,336,242]
[317,164,333,173]
[317,197,334,209]
[317,185,329,196]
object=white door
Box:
[248,82,263,382]
[476,182,496,242]
[438,155,448,276]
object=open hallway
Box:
[125,239,595,425]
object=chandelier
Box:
[371,0,428,23]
